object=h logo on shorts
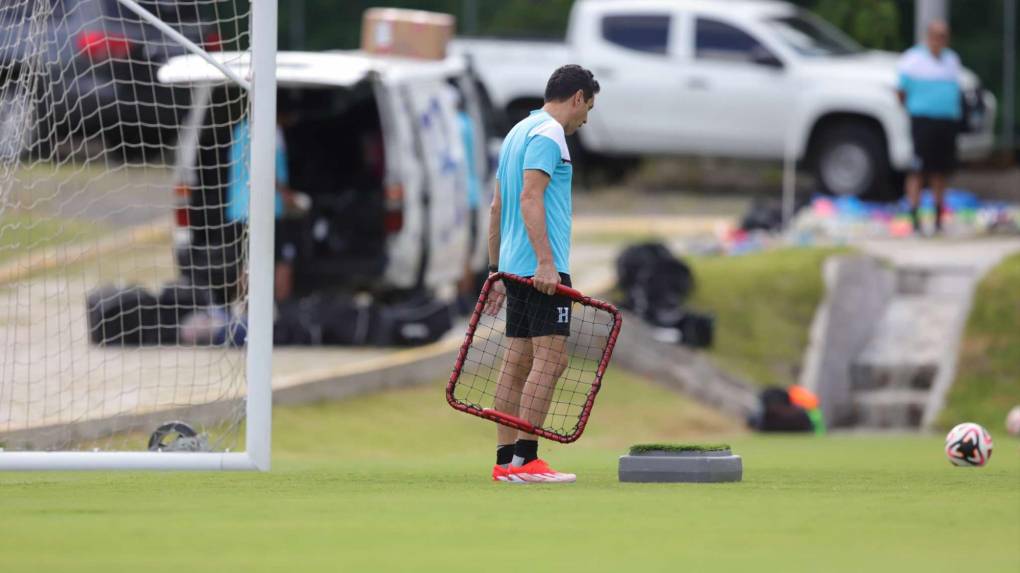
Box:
[557,307,570,324]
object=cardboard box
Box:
[361,8,455,61]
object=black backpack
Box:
[616,242,694,321]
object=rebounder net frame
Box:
[447,273,623,443]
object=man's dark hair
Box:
[544,65,600,103]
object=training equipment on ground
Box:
[447,273,622,443]
[944,422,993,467]
[618,443,743,483]
[0,0,278,470]
[147,421,209,452]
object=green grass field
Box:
[940,252,1020,431]
[2,368,1017,573]
[0,213,108,263]
[688,247,844,387]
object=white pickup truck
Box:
[452,0,997,199]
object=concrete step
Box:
[896,266,974,296]
[853,389,929,428]
[854,297,958,368]
[849,362,937,390]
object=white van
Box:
[158,51,493,302]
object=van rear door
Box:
[374,79,427,291]
[399,77,470,293]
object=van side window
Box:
[601,14,671,55]
[695,18,769,63]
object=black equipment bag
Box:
[86,285,161,346]
[156,281,216,344]
[677,311,714,349]
[749,387,814,432]
[616,242,694,316]
[370,298,454,346]
[273,295,375,346]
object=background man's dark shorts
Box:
[504,273,572,339]
[911,117,958,174]
[275,219,300,263]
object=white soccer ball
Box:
[944,422,993,467]
[1006,406,1020,436]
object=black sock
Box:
[935,203,945,230]
[512,439,539,466]
[910,207,921,231]
[496,444,515,466]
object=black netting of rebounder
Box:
[447,273,622,443]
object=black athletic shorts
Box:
[504,273,572,339]
[911,117,958,175]
[275,219,300,263]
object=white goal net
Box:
[0,0,275,469]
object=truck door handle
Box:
[686,77,709,90]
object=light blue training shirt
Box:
[225,119,289,223]
[497,109,573,276]
[897,45,962,120]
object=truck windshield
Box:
[766,12,864,57]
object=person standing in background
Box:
[456,99,483,300]
[226,114,308,302]
[897,20,961,235]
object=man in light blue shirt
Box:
[483,65,599,484]
[226,116,306,301]
[898,20,961,234]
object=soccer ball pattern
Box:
[944,422,993,467]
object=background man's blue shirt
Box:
[226,119,289,223]
[496,110,573,276]
[898,45,962,120]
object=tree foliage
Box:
[812,0,902,50]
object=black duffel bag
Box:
[273,295,375,346]
[616,242,694,319]
[86,285,161,346]
[370,297,454,346]
[156,281,216,344]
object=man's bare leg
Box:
[274,262,293,302]
[517,334,569,441]
[493,338,533,448]
[930,173,948,232]
[906,172,924,233]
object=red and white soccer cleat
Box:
[492,465,512,482]
[504,459,576,483]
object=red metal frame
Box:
[446,272,623,443]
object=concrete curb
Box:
[611,310,759,419]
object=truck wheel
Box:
[813,123,890,200]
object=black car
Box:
[0,0,221,160]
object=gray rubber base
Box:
[619,450,743,483]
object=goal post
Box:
[244,0,277,473]
[0,0,277,471]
